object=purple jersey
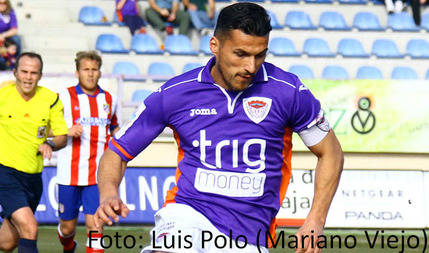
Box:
[0,11,17,33]
[110,57,321,245]
[116,0,139,16]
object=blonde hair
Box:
[75,50,102,70]
[0,0,13,15]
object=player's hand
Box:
[94,196,130,228]
[38,143,53,160]
[160,8,169,17]
[188,3,197,11]
[68,123,83,138]
[295,219,325,253]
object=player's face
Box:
[76,58,101,94]
[14,55,42,99]
[210,29,268,92]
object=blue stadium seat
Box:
[182,63,203,73]
[271,0,298,2]
[79,6,111,26]
[199,35,211,55]
[288,65,314,79]
[353,12,384,31]
[148,62,175,81]
[237,0,264,2]
[269,37,300,56]
[285,11,317,30]
[305,0,333,3]
[370,0,384,4]
[337,38,369,58]
[422,13,429,31]
[267,11,283,29]
[426,69,429,80]
[391,67,418,80]
[406,39,429,59]
[322,65,349,80]
[131,34,163,54]
[165,35,198,55]
[132,89,153,102]
[113,61,145,81]
[356,66,383,79]
[303,38,335,57]
[113,11,126,26]
[388,12,420,32]
[371,39,403,58]
[95,34,129,54]
[319,11,351,30]
[338,0,367,4]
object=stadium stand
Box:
[303,38,335,57]
[269,37,300,56]
[267,10,283,29]
[284,11,317,30]
[199,35,212,55]
[131,89,153,103]
[148,62,175,81]
[131,34,163,55]
[319,11,351,30]
[78,6,111,26]
[353,12,385,31]
[96,34,129,54]
[406,39,429,59]
[164,35,198,55]
[371,39,404,58]
[182,62,203,73]
[337,38,369,58]
[387,12,420,32]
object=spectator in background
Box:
[116,0,147,34]
[409,0,427,25]
[145,0,190,35]
[183,0,217,31]
[0,38,17,70]
[0,0,20,53]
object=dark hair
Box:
[75,50,102,70]
[214,2,272,39]
[16,52,43,73]
[4,38,16,48]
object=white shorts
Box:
[141,203,269,253]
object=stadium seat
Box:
[79,6,111,26]
[337,38,369,58]
[284,11,317,30]
[338,0,367,4]
[322,65,349,80]
[353,12,384,31]
[356,66,383,79]
[426,69,429,80]
[406,39,429,59]
[305,0,333,3]
[271,0,298,3]
[421,13,429,31]
[95,34,129,54]
[267,11,283,29]
[112,61,145,81]
[164,35,198,55]
[387,12,420,32]
[199,35,211,55]
[183,63,203,73]
[269,37,300,56]
[132,89,153,102]
[131,34,163,54]
[303,38,335,57]
[391,67,418,80]
[370,0,384,4]
[113,10,126,26]
[288,65,315,79]
[237,0,265,2]
[319,11,351,30]
[148,62,175,81]
[371,39,404,58]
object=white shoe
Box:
[385,0,395,14]
[394,0,404,13]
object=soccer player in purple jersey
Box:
[94,3,343,252]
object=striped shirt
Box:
[56,84,119,186]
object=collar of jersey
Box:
[75,83,104,97]
[197,57,268,85]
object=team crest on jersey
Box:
[243,97,272,124]
[103,104,110,114]
[37,126,47,138]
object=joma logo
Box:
[190,108,217,117]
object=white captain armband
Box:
[298,110,330,147]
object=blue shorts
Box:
[58,184,100,220]
[0,164,42,219]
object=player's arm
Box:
[38,135,67,159]
[116,0,127,10]
[295,130,343,253]
[94,148,129,228]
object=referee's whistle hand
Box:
[38,143,53,160]
[94,196,130,228]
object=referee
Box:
[0,52,68,253]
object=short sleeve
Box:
[9,11,17,29]
[109,89,167,161]
[291,78,321,133]
[49,95,68,136]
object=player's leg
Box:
[9,206,39,253]
[57,184,81,253]
[82,185,104,253]
[0,218,19,251]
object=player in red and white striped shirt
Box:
[56,51,120,253]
